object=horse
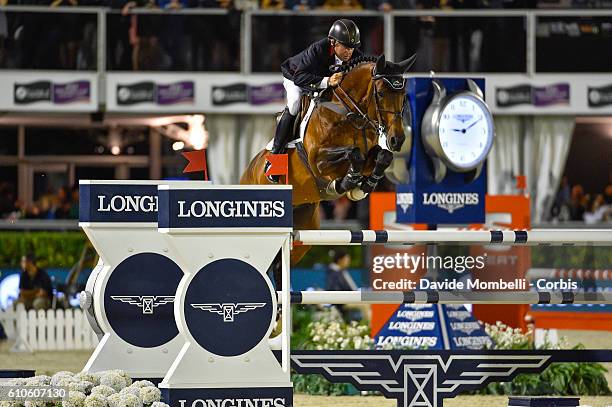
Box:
[241,54,416,273]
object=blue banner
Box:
[158,188,292,229]
[79,183,158,223]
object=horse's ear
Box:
[375,54,386,76]
[398,53,417,73]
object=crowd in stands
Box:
[549,177,612,224]
[0,182,79,220]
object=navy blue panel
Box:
[0,370,35,378]
[396,78,487,225]
[159,188,292,229]
[350,231,364,243]
[79,183,91,222]
[507,397,579,406]
[161,386,293,407]
[184,259,274,357]
[158,188,169,229]
[79,183,158,223]
[104,253,182,347]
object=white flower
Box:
[119,388,140,397]
[69,381,94,394]
[84,393,108,407]
[51,373,75,387]
[76,373,100,387]
[139,387,161,404]
[129,381,154,389]
[24,401,46,407]
[119,394,143,407]
[7,379,26,386]
[107,393,123,407]
[91,385,117,398]
[150,403,169,407]
[110,371,132,387]
[99,373,129,392]
[65,390,87,407]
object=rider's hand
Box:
[329,73,343,87]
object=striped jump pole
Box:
[281,290,612,305]
[527,268,612,280]
[292,229,612,246]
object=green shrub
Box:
[0,231,89,269]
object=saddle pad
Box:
[266,99,317,151]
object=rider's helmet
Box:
[328,19,361,49]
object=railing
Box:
[0,6,610,74]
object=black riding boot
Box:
[271,108,296,155]
[265,108,296,182]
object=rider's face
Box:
[334,41,354,62]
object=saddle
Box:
[266,87,333,151]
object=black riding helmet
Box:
[328,19,361,49]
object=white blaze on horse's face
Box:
[377,125,391,151]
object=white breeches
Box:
[283,77,302,116]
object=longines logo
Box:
[450,322,481,335]
[446,310,472,321]
[191,302,266,322]
[388,321,436,335]
[452,336,492,348]
[111,295,174,314]
[97,195,158,213]
[178,200,285,218]
[179,398,286,407]
[396,310,435,321]
[422,192,479,214]
[396,193,414,213]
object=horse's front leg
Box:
[361,149,394,193]
[324,147,365,197]
[345,148,393,201]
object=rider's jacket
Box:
[281,38,363,89]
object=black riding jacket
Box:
[281,38,363,88]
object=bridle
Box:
[331,70,406,152]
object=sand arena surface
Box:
[0,329,611,406]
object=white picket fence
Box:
[0,304,99,352]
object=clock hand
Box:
[464,116,483,131]
[451,128,463,132]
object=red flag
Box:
[516,175,526,190]
[182,149,208,181]
[265,154,289,184]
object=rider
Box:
[265,19,363,181]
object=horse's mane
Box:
[335,55,378,74]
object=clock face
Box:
[437,93,494,169]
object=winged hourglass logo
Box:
[191,303,266,322]
[110,296,175,314]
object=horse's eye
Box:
[378,91,384,97]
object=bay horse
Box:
[241,54,416,272]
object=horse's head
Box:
[371,54,417,152]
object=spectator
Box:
[325,250,357,291]
[569,184,586,221]
[584,194,611,224]
[16,254,53,311]
[325,250,358,320]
